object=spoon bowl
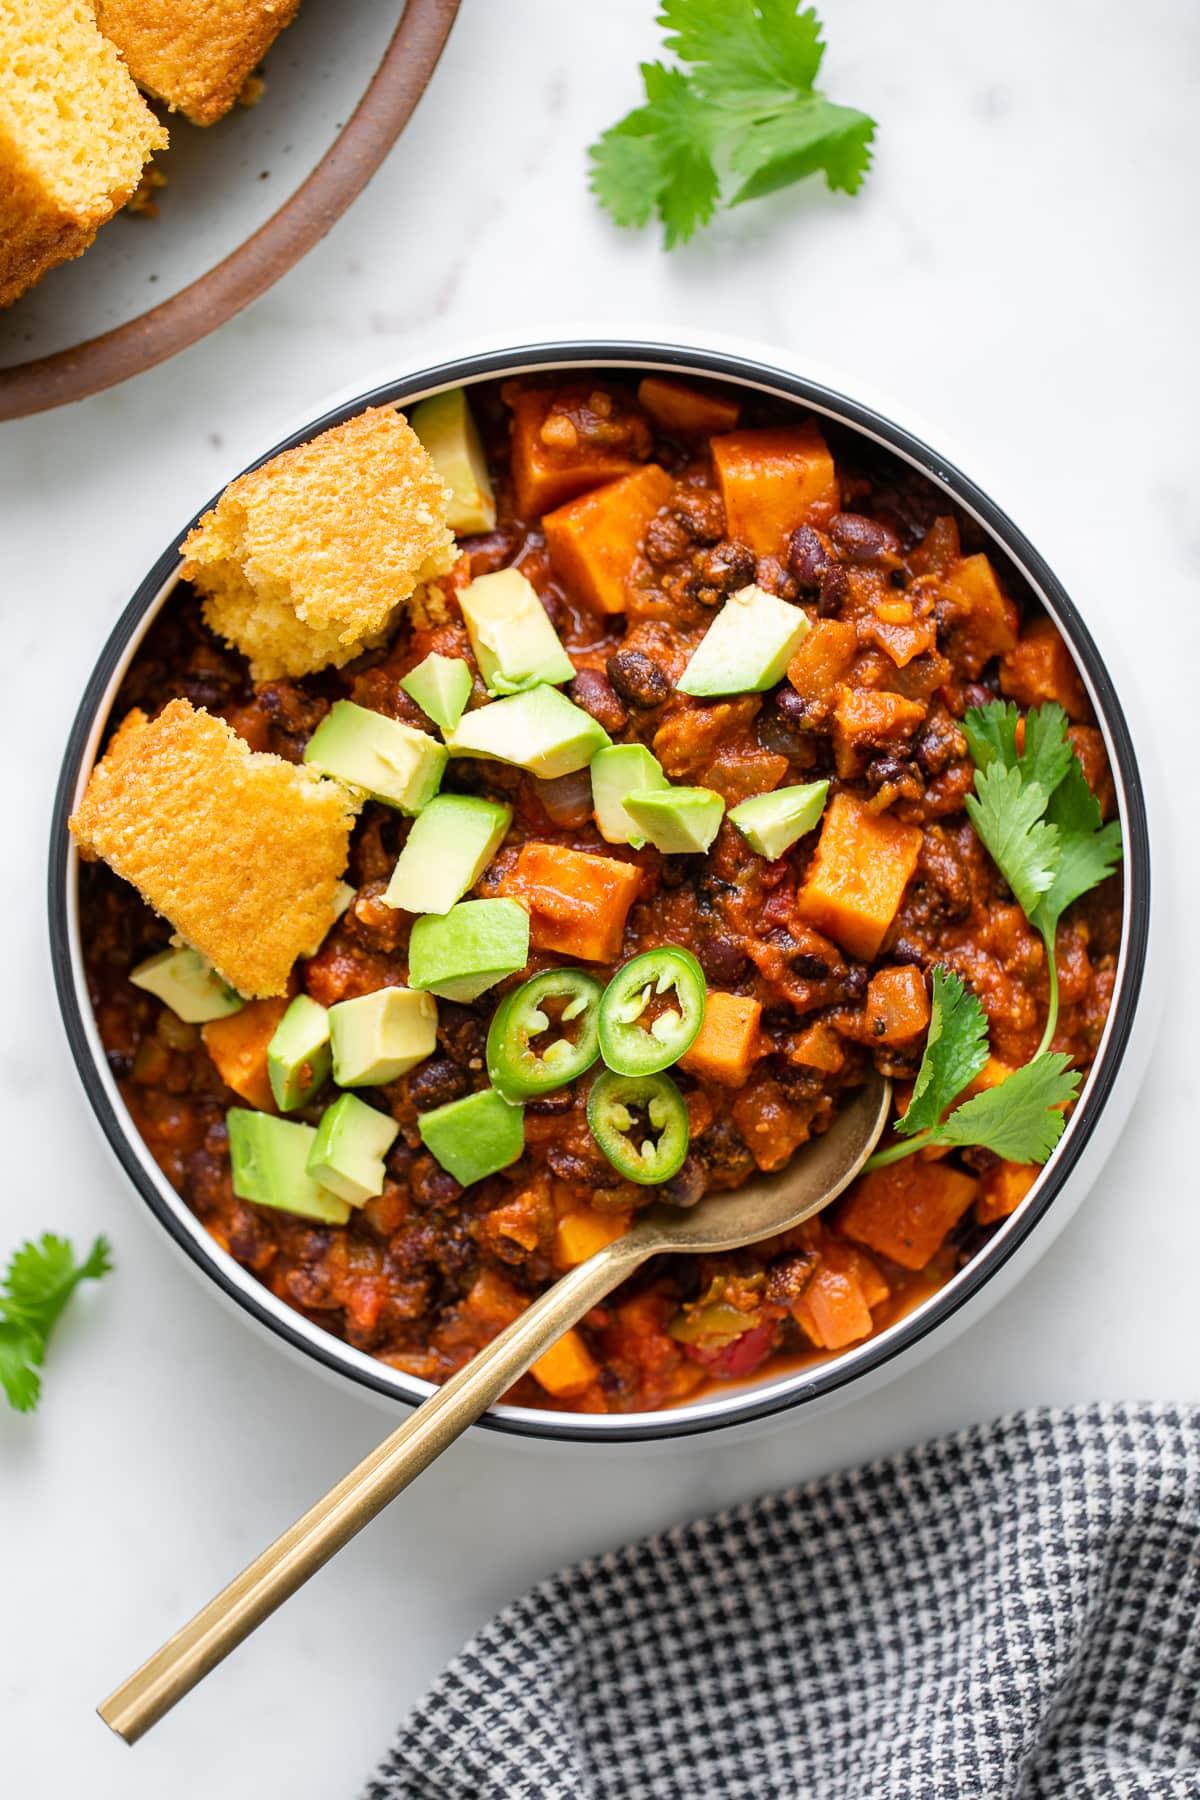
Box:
[99,1072,890,1743]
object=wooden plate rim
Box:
[0,0,461,422]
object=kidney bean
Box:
[661,1155,706,1208]
[409,1057,470,1111]
[606,647,669,708]
[570,668,628,734]
[699,935,749,984]
[409,1154,463,1211]
[787,524,833,589]
[830,512,902,564]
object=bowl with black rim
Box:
[49,333,1157,1444]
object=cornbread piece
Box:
[94,0,302,127]
[182,407,454,680]
[69,699,359,997]
[0,0,167,308]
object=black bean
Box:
[671,488,725,543]
[698,539,755,595]
[607,648,669,708]
[817,563,849,616]
[546,1144,621,1188]
[764,1248,818,1306]
[841,966,869,1003]
[644,515,690,567]
[437,1002,486,1070]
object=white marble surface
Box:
[3,2,1198,1795]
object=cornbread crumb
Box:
[0,0,167,308]
[94,0,300,127]
[69,698,360,996]
[182,407,455,680]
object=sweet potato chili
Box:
[80,372,1122,1412]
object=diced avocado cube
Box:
[408,899,530,1003]
[677,584,811,697]
[267,995,332,1111]
[728,781,830,861]
[227,1109,350,1225]
[418,1087,525,1187]
[591,743,669,848]
[624,786,726,854]
[458,567,575,697]
[328,987,438,1087]
[445,684,611,780]
[130,946,244,1023]
[384,794,512,915]
[400,652,473,733]
[409,387,496,535]
[307,1092,399,1206]
[304,700,447,814]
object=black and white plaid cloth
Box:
[364,1404,1200,1799]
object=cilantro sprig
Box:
[866,702,1122,1172]
[0,1234,112,1413]
[589,1,876,248]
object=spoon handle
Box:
[98,1232,648,1745]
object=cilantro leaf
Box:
[729,98,874,204]
[936,1054,1081,1164]
[1018,702,1074,799]
[897,967,990,1139]
[0,1234,112,1414]
[1032,758,1123,936]
[962,700,1020,773]
[589,63,720,247]
[0,1321,42,1413]
[590,2,875,247]
[965,761,1061,917]
[660,0,825,109]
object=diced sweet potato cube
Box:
[531,1327,599,1398]
[938,554,1019,677]
[831,688,927,777]
[792,1242,887,1350]
[837,1160,978,1270]
[502,842,643,963]
[976,1162,1038,1225]
[712,424,840,557]
[1001,616,1091,721]
[795,793,923,961]
[637,376,740,436]
[864,600,939,669]
[543,465,674,614]
[463,1269,528,1332]
[679,991,763,1087]
[786,618,857,721]
[556,1207,630,1268]
[788,1020,845,1073]
[865,967,930,1044]
[507,385,647,517]
[202,998,289,1111]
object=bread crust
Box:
[70,699,360,996]
[182,406,454,680]
[94,0,303,126]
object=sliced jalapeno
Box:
[586,1069,690,1185]
[597,946,706,1076]
[486,968,603,1100]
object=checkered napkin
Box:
[363,1405,1200,1799]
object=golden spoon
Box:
[99,1071,890,1744]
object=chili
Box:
[597,946,707,1077]
[486,969,603,1100]
[586,1069,691,1185]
